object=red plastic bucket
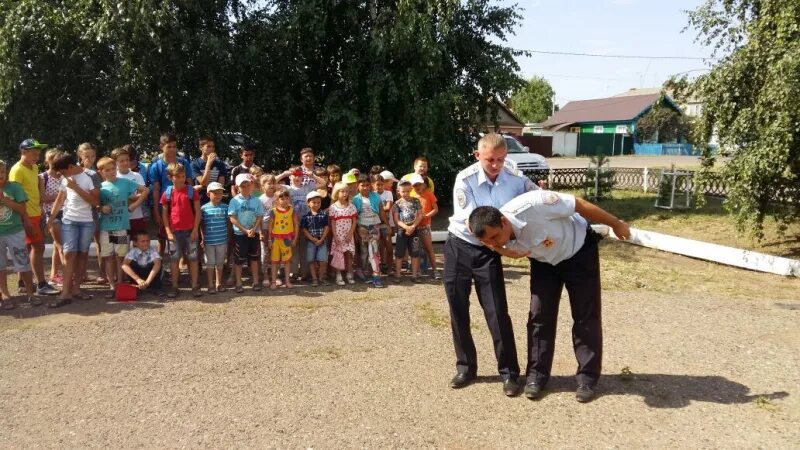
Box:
[115,283,138,302]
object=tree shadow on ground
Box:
[543,374,789,408]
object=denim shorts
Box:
[395,228,421,258]
[167,230,198,262]
[62,219,95,254]
[306,241,329,263]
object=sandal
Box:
[411,276,421,284]
[47,298,72,309]
[192,287,202,297]
[1,299,15,310]
[167,289,179,298]
[216,285,226,293]
[74,291,93,301]
[28,296,43,306]
[252,284,262,292]
[269,282,277,290]
[105,290,116,300]
[235,285,244,293]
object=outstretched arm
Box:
[575,198,630,240]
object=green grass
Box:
[415,302,449,329]
[302,346,344,360]
[753,396,779,412]
[573,189,800,258]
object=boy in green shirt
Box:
[0,160,38,309]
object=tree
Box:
[635,100,692,144]
[0,0,525,198]
[0,0,243,159]
[507,76,554,123]
[686,0,800,237]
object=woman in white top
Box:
[46,153,99,307]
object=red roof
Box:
[542,93,662,129]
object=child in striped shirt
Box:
[200,182,229,293]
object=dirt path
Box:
[0,244,797,448]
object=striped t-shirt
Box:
[201,202,229,245]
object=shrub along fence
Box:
[525,167,728,197]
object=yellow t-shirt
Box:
[271,206,295,238]
[401,173,435,198]
[9,162,40,217]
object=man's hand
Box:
[612,220,631,241]
[482,241,530,259]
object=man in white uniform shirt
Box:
[468,190,630,403]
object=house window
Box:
[615,125,629,134]
[593,125,604,134]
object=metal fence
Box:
[525,167,729,197]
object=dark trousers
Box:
[443,235,519,380]
[125,262,163,291]
[527,235,602,386]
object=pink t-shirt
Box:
[160,186,195,231]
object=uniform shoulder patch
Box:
[541,191,560,205]
[455,188,467,209]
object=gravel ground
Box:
[0,245,798,448]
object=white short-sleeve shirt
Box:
[501,190,588,265]
[59,171,96,222]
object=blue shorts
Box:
[305,241,329,263]
[62,219,95,254]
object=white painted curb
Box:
[591,225,800,277]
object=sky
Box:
[496,0,715,106]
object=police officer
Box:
[467,190,630,402]
[444,133,538,397]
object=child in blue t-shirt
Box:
[98,157,148,298]
[228,174,265,292]
[200,182,229,294]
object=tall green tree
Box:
[0,0,525,197]
[687,0,800,237]
[507,76,554,123]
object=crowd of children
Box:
[0,135,441,309]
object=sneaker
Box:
[433,270,442,280]
[321,278,331,286]
[346,273,355,285]
[16,279,24,295]
[36,282,60,296]
[28,295,43,306]
[50,275,64,286]
[372,277,384,288]
[311,280,319,287]
[335,273,345,286]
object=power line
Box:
[518,49,717,61]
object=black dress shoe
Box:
[503,378,520,397]
[524,382,544,399]
[450,373,476,389]
[576,384,595,403]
